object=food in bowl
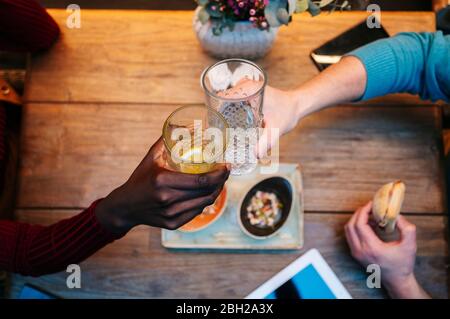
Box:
[246,191,283,228]
[239,177,293,239]
[179,186,227,232]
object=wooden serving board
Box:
[161,163,304,250]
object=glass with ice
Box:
[201,59,266,175]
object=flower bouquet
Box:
[193,0,354,59]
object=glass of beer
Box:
[201,59,267,175]
[162,105,228,174]
[162,105,229,232]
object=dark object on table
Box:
[310,20,389,71]
[239,177,293,239]
[0,52,28,95]
[437,6,450,35]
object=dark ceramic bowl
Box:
[238,176,293,239]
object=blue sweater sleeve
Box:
[348,32,450,102]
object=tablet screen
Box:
[265,264,336,299]
[246,249,351,299]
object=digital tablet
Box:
[19,284,59,299]
[246,249,351,299]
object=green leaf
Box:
[212,25,223,36]
[198,7,210,24]
[277,8,290,25]
[227,20,235,32]
[307,0,321,16]
[341,0,350,10]
[206,3,223,18]
[264,2,282,27]
[196,0,209,6]
[279,0,289,9]
[296,0,309,12]
[318,0,335,8]
[288,0,297,15]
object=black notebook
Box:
[310,20,389,71]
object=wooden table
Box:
[9,10,448,298]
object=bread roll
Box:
[372,181,405,233]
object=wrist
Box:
[95,190,134,235]
[290,87,312,123]
[383,274,428,299]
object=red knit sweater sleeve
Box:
[0,0,60,53]
[0,200,124,277]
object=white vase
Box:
[193,7,278,60]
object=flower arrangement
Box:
[196,0,353,35]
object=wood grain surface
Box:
[10,10,446,299]
[9,210,448,299]
[17,103,445,213]
[24,11,435,104]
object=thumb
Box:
[129,137,166,177]
[257,126,280,159]
[148,136,166,160]
[397,215,417,244]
